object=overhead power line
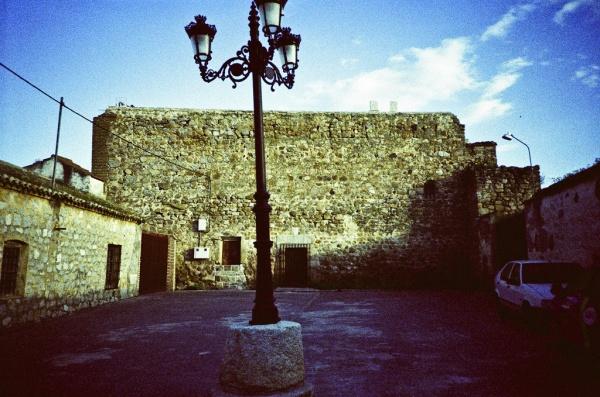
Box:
[0,61,204,176]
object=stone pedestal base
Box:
[217,321,312,396]
[212,382,313,397]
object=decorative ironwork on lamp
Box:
[184,1,302,326]
[185,2,300,91]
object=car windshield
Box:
[522,262,581,284]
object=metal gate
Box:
[276,244,310,287]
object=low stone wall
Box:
[0,289,124,328]
[213,264,246,289]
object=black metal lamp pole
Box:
[185,1,301,325]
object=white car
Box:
[495,260,582,312]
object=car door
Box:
[497,262,515,303]
[506,263,522,305]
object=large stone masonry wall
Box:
[0,163,142,328]
[92,107,531,289]
[472,166,541,285]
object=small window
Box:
[222,237,241,266]
[105,244,121,290]
[424,180,437,199]
[63,164,73,184]
[1,241,27,296]
[1,244,21,295]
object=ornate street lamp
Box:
[185,1,301,325]
[255,0,287,35]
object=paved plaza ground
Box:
[1,289,599,396]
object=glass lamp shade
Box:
[185,15,217,64]
[190,34,212,62]
[256,0,287,35]
[274,27,301,71]
[278,44,298,71]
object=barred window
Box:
[105,244,121,290]
[1,243,21,295]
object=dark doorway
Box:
[280,246,309,287]
[139,233,168,294]
[222,237,241,265]
[494,213,527,271]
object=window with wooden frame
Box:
[105,244,121,290]
[221,237,241,266]
[1,241,24,296]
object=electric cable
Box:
[0,61,205,177]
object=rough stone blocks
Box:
[219,321,308,394]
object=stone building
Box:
[525,162,600,269]
[92,107,540,290]
[25,154,106,197]
[0,160,142,328]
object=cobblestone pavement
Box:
[1,289,599,396]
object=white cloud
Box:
[573,64,600,88]
[463,57,532,124]
[554,0,593,25]
[463,98,513,125]
[483,73,521,98]
[388,54,407,64]
[501,57,534,72]
[481,3,537,41]
[340,58,359,68]
[300,37,476,112]
[294,41,531,127]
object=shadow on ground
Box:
[1,290,598,396]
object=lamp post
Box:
[185,1,301,325]
[502,132,532,167]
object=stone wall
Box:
[475,166,540,217]
[92,107,538,289]
[472,166,541,284]
[525,164,600,269]
[0,161,142,328]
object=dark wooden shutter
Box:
[222,238,241,266]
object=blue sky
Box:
[1,0,598,186]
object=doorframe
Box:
[139,231,176,293]
[276,243,310,287]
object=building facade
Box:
[0,160,142,328]
[92,107,540,290]
[525,162,600,269]
[25,154,106,197]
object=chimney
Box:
[369,100,379,113]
